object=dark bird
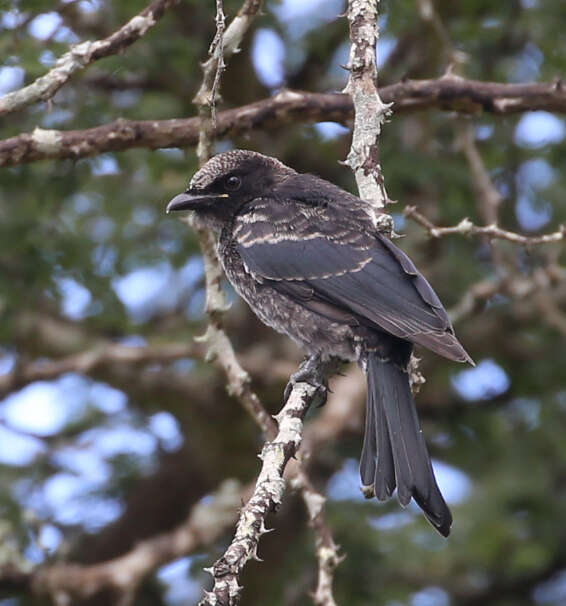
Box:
[167,150,473,536]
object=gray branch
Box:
[404,205,565,246]
[344,0,392,232]
[0,0,180,117]
[200,361,339,606]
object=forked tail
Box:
[360,351,452,536]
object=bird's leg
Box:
[283,353,330,407]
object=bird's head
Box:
[166,150,295,224]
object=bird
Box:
[167,149,473,536]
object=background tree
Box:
[0,0,565,605]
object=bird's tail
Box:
[360,351,452,536]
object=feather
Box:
[366,352,452,536]
[235,199,472,363]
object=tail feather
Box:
[360,376,395,499]
[362,352,452,536]
[359,382,377,488]
[375,395,396,500]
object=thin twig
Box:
[289,465,344,606]
[0,0,180,117]
[193,0,262,108]
[533,291,566,336]
[197,323,277,436]
[404,205,565,245]
[457,123,502,226]
[453,122,510,272]
[208,0,226,124]
[448,277,503,324]
[190,0,274,435]
[451,122,566,334]
[415,0,468,69]
[447,265,566,326]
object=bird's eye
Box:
[225,175,242,191]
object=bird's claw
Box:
[283,355,329,407]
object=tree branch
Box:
[202,335,342,606]
[343,0,391,230]
[342,0,428,526]
[457,124,502,226]
[289,465,344,606]
[0,0,180,117]
[201,360,338,606]
[0,341,204,399]
[0,480,243,604]
[404,205,565,245]
[416,0,468,68]
[2,78,566,166]
[193,0,262,110]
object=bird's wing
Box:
[234,197,471,363]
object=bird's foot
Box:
[284,354,330,407]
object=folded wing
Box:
[235,199,472,364]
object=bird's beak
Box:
[166,191,224,213]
